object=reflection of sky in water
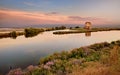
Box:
[0,30,120,74]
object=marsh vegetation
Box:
[53,27,120,34]
[7,40,120,75]
[0,26,67,38]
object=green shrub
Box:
[24,28,44,37]
[32,69,52,75]
[85,52,100,62]
[54,26,66,30]
[9,31,17,39]
[89,42,110,51]
[75,26,80,28]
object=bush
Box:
[70,48,86,58]
[9,31,17,39]
[111,40,120,46]
[85,51,100,62]
[24,28,44,37]
[75,26,80,28]
[54,26,66,30]
[89,42,110,51]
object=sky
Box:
[0,0,120,27]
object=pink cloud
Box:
[68,16,110,25]
[0,9,110,26]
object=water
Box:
[0,30,120,74]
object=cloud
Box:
[45,12,59,16]
[0,9,68,26]
[68,16,101,21]
[68,16,110,24]
[0,9,110,27]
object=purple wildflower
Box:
[46,61,54,66]
[43,65,51,70]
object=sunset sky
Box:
[0,0,120,27]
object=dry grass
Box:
[67,46,120,75]
[109,46,119,65]
[68,62,110,75]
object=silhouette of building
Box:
[84,22,92,30]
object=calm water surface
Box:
[0,30,120,74]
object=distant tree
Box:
[75,26,80,28]
[70,27,73,29]
[60,26,66,29]
[9,31,17,39]
[55,26,66,30]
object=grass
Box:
[53,28,120,34]
[68,62,110,75]
[53,29,94,34]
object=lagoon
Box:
[0,30,120,74]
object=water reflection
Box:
[24,32,44,38]
[0,29,92,39]
[0,31,23,39]
[0,32,43,39]
[85,32,91,37]
[25,33,39,38]
[0,35,17,39]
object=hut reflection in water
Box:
[85,32,91,37]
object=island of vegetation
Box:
[52,22,120,34]
[53,27,120,34]
[0,22,120,38]
[7,40,120,75]
[53,22,120,34]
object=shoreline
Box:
[53,28,120,34]
[7,40,120,75]
[1,27,120,38]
